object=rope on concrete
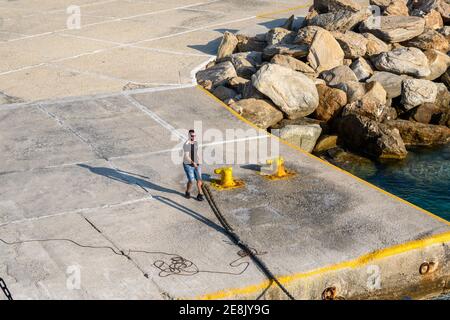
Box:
[202,184,295,300]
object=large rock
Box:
[217,31,238,60]
[313,135,338,153]
[263,43,309,60]
[411,0,450,24]
[350,57,374,81]
[196,61,237,90]
[371,47,431,78]
[383,0,409,16]
[361,81,388,106]
[341,100,392,122]
[313,84,348,121]
[359,16,425,43]
[441,68,450,87]
[401,79,438,109]
[414,9,444,29]
[294,25,325,45]
[230,51,262,79]
[367,71,410,98]
[409,103,442,123]
[228,76,249,93]
[383,119,450,145]
[271,124,322,152]
[362,33,392,57]
[266,28,295,45]
[229,99,284,129]
[307,9,370,32]
[335,81,367,102]
[332,31,368,59]
[270,54,316,76]
[403,28,449,52]
[435,82,450,109]
[212,86,237,101]
[252,64,319,119]
[336,114,408,159]
[425,49,450,80]
[320,65,358,87]
[307,29,345,72]
[328,0,362,12]
[236,34,266,52]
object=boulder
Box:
[229,99,284,129]
[362,33,392,57]
[328,0,362,12]
[350,57,374,81]
[271,124,322,152]
[212,86,237,101]
[411,0,450,24]
[313,135,338,153]
[332,31,368,59]
[361,81,388,106]
[307,29,345,72]
[266,27,295,45]
[370,0,393,7]
[263,43,309,60]
[424,49,450,80]
[241,81,266,100]
[313,0,329,13]
[307,9,370,32]
[383,119,450,145]
[294,25,325,45]
[403,28,449,52]
[401,79,438,109]
[230,51,262,79]
[217,31,238,60]
[236,34,266,52]
[409,103,442,123]
[367,71,410,98]
[335,81,367,102]
[252,64,319,119]
[435,82,450,109]
[415,9,444,29]
[228,76,249,93]
[336,114,408,159]
[281,15,295,30]
[270,54,316,76]
[341,100,391,122]
[320,65,358,87]
[196,61,237,90]
[437,26,450,42]
[441,68,450,87]
[313,84,348,121]
[359,16,425,43]
[383,0,410,16]
[371,47,431,78]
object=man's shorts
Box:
[183,163,202,182]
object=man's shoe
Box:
[185,191,191,199]
[197,194,204,201]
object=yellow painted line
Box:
[256,4,312,19]
[198,230,450,300]
[196,85,450,227]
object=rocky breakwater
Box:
[196,0,450,162]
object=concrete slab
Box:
[0,105,98,172]
[1,86,450,300]
[0,65,128,101]
[0,34,115,73]
[54,46,208,85]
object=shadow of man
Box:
[77,164,184,196]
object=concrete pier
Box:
[0,0,449,300]
[1,86,449,300]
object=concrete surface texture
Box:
[1,0,450,300]
[0,0,311,102]
[1,85,450,299]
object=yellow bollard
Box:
[210,167,245,190]
[262,157,296,180]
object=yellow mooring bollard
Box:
[262,157,296,180]
[210,167,245,190]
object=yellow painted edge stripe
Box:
[198,230,450,300]
[256,4,312,19]
[196,85,450,227]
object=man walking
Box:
[183,129,204,201]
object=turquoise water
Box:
[339,144,450,221]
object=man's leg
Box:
[195,166,204,201]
